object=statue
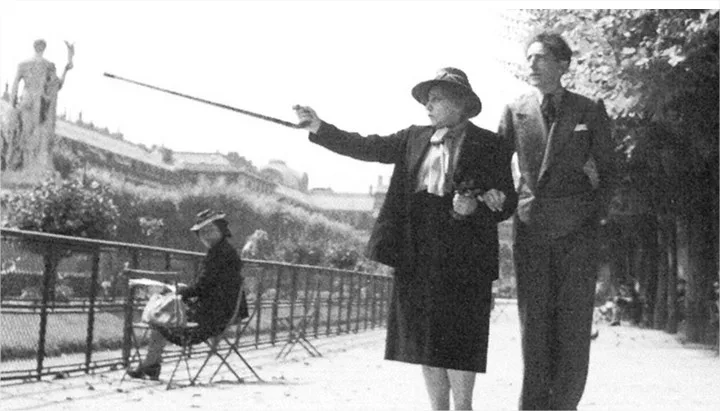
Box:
[2,39,74,173]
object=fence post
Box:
[36,244,54,380]
[379,279,388,327]
[254,268,264,348]
[313,272,321,338]
[121,249,139,367]
[288,267,298,337]
[85,247,101,373]
[337,274,345,334]
[355,275,362,333]
[346,273,354,333]
[302,268,311,337]
[370,277,377,329]
[270,266,283,345]
[363,277,370,331]
[326,272,334,336]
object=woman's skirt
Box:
[384,191,494,372]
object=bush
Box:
[86,169,372,269]
[1,176,119,239]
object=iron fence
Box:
[0,228,393,382]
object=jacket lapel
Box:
[407,127,434,179]
[538,92,582,181]
[453,123,482,179]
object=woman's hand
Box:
[453,192,478,217]
[293,105,322,134]
[477,189,506,212]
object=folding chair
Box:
[275,297,322,359]
[120,265,199,390]
[189,280,263,384]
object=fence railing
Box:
[0,228,393,382]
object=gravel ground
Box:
[2,304,718,410]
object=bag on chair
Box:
[141,293,187,327]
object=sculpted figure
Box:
[4,39,74,171]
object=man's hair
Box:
[33,39,47,53]
[525,31,572,63]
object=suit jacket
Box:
[498,90,616,238]
[310,121,517,276]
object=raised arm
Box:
[294,105,408,164]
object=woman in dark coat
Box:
[294,68,517,410]
[128,209,247,380]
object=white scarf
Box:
[424,127,452,196]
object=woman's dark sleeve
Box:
[470,132,518,224]
[309,122,413,164]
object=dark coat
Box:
[309,121,518,279]
[164,238,246,345]
[498,90,617,238]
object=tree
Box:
[1,176,120,300]
[503,9,719,343]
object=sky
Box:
[1,1,710,193]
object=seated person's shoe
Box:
[127,363,161,380]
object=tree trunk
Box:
[683,205,715,343]
[636,216,658,328]
[665,215,679,334]
[654,215,668,329]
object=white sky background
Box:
[1,1,711,192]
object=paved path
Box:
[1,305,718,410]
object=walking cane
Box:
[103,72,308,129]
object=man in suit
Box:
[498,32,617,410]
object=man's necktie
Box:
[541,94,556,125]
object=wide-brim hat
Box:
[190,209,227,232]
[411,67,482,118]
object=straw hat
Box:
[190,209,228,233]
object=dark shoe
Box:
[127,363,161,380]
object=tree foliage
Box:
[505,9,719,210]
[1,177,119,239]
[510,10,718,120]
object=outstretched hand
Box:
[293,105,322,134]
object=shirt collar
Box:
[533,87,566,105]
[431,120,468,145]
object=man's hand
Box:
[477,189,506,212]
[293,105,322,134]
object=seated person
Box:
[128,209,248,379]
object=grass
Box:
[1,302,385,360]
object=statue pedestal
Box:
[1,166,59,191]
